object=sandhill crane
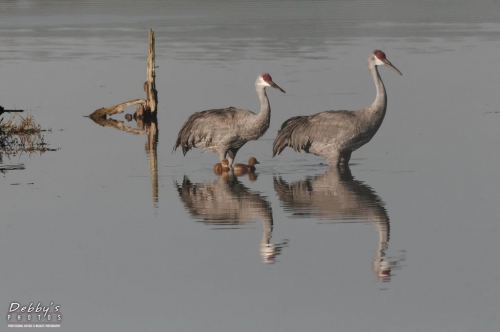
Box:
[273,50,402,166]
[173,73,285,168]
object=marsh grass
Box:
[0,112,55,158]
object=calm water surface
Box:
[1,1,500,331]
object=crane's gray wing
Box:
[173,107,246,155]
[273,110,362,156]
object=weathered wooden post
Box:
[88,29,159,207]
[146,28,157,113]
[90,28,157,120]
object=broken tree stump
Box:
[145,28,157,113]
[89,28,157,120]
[86,29,159,208]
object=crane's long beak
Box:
[270,81,286,93]
[383,59,402,75]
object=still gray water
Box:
[1,1,500,331]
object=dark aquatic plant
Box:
[0,112,55,158]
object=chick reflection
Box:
[274,166,404,282]
[175,174,288,264]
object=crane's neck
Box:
[254,85,271,127]
[368,64,387,116]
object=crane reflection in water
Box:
[175,173,288,264]
[274,166,405,282]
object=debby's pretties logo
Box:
[6,302,62,328]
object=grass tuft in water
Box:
[0,112,55,158]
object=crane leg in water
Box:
[340,150,352,166]
[227,148,240,168]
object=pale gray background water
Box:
[1,1,500,331]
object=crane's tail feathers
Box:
[172,138,191,155]
[273,116,311,156]
[173,124,195,156]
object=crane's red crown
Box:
[374,50,386,60]
[261,73,273,83]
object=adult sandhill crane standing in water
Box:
[173,73,285,168]
[273,50,402,166]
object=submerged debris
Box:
[0,105,24,116]
[89,98,146,119]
